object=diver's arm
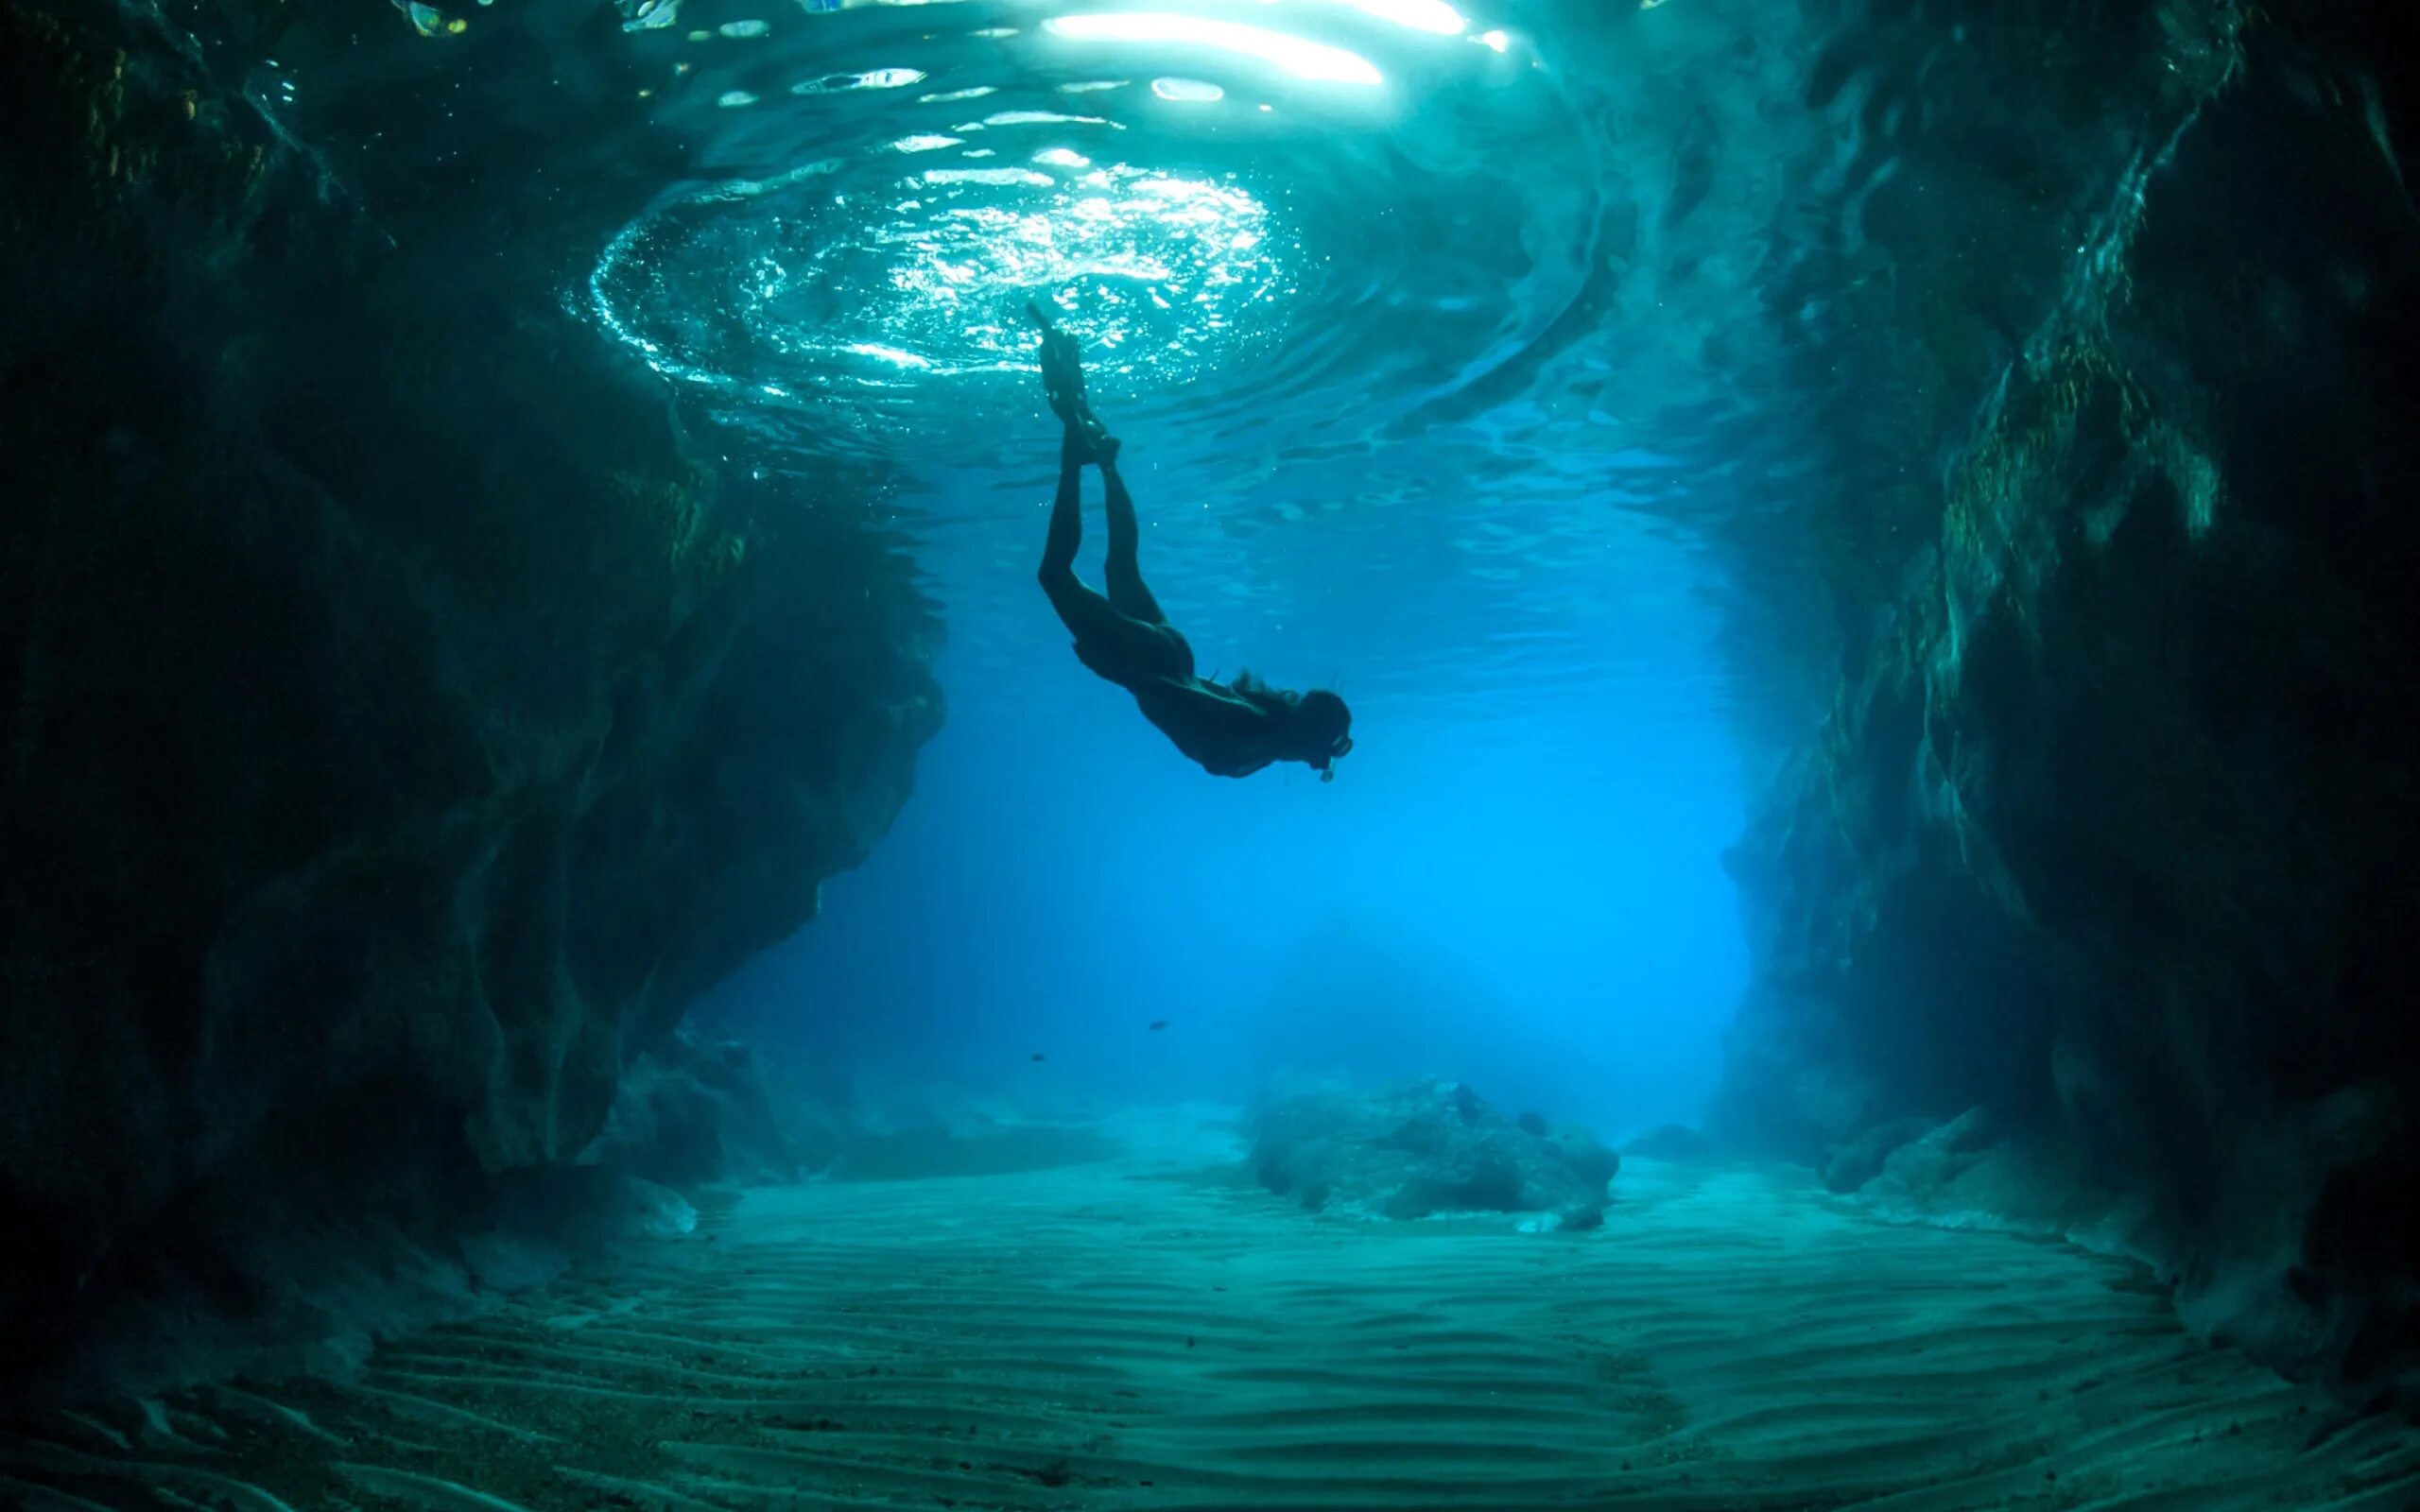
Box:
[1184,679,1291,749]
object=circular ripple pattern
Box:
[590,0,1595,472]
[598,142,1294,397]
[578,0,1867,713]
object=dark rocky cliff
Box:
[0,0,939,1388]
[1715,1,2420,1398]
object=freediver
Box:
[1027,302,1355,782]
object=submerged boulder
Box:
[1818,1117,1940,1195]
[1252,1079,1618,1228]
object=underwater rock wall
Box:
[0,0,939,1388]
[1717,1,2420,1395]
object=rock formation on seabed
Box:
[1253,1079,1619,1229]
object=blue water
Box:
[568,0,1868,1134]
[715,615,1746,1133]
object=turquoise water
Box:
[257,0,2071,1135]
[579,0,1859,1127]
[31,2,2420,1503]
[590,0,1822,716]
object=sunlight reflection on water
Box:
[586,0,1821,721]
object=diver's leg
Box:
[1033,314,1115,456]
[1040,427,1123,641]
[1041,336,1086,430]
[1051,380,1114,457]
[1029,302,1084,420]
[1037,426,1174,680]
[1042,425,1089,586]
[1099,454,1167,625]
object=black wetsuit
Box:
[1035,428,1301,779]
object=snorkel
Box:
[1319,734,1355,782]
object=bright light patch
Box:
[717,18,769,37]
[921,85,995,102]
[846,342,933,368]
[1044,13,1383,86]
[621,0,680,32]
[984,110,1118,127]
[717,89,758,107]
[1060,79,1128,93]
[1152,77,1224,101]
[892,134,963,152]
[868,165,1278,370]
[924,166,1056,186]
[1476,27,1507,50]
[792,67,925,93]
[701,158,840,199]
[592,153,1285,405]
[1286,0,1463,34]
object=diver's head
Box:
[1292,689,1355,781]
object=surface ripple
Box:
[592,0,1592,477]
[572,0,1862,715]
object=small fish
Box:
[1030,1053,1046,1062]
[1149,1019,1170,1032]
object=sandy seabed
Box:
[8,1118,2418,1512]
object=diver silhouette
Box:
[1028,302,1355,782]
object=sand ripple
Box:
[6,1158,2417,1510]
